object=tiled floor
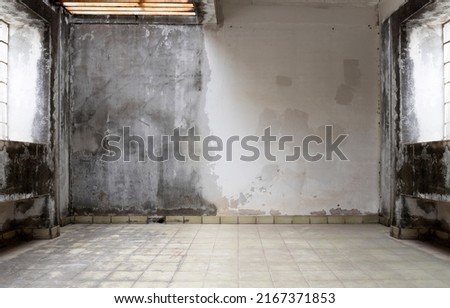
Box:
[1,224,450,288]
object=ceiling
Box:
[55,0,197,16]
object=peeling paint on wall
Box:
[70,2,381,217]
[202,2,380,216]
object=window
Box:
[400,15,450,144]
[56,0,196,16]
[444,21,450,139]
[0,20,7,140]
[0,5,50,144]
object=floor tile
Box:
[342,280,380,288]
[1,224,449,289]
[106,271,143,281]
[302,270,338,281]
[139,271,175,282]
[172,271,205,282]
[239,281,274,288]
[307,280,344,288]
[74,271,111,281]
[133,281,169,288]
[205,271,238,281]
[98,281,135,288]
[239,271,272,281]
[273,279,309,288]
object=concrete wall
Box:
[396,0,450,233]
[0,0,70,236]
[380,0,450,233]
[70,1,381,217]
[70,24,214,216]
[201,2,380,216]
[0,141,52,232]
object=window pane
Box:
[445,63,450,83]
[446,83,450,103]
[0,21,8,44]
[445,103,450,124]
[0,62,6,83]
[445,43,450,63]
[0,102,6,123]
[446,123,450,140]
[0,122,6,139]
[0,42,7,63]
[0,82,6,102]
[444,22,450,43]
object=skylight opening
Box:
[56,0,196,16]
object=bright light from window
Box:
[444,21,450,138]
[0,20,8,140]
[56,0,196,16]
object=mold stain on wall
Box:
[383,0,450,232]
[69,2,381,217]
[70,24,215,216]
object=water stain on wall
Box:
[70,24,215,216]
[276,75,293,87]
[335,59,361,105]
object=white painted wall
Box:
[200,1,381,215]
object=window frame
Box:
[0,20,8,141]
[443,21,450,139]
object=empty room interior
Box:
[1,0,450,288]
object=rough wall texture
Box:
[0,141,51,199]
[70,1,381,217]
[0,141,52,231]
[70,24,216,216]
[380,17,396,220]
[0,0,70,235]
[381,0,450,233]
[201,2,380,216]
[396,142,450,232]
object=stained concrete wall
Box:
[70,1,381,217]
[380,0,450,233]
[70,25,215,216]
[0,0,70,235]
[397,141,450,231]
[396,1,450,233]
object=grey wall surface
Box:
[381,0,450,233]
[0,0,70,236]
[71,24,215,216]
[70,1,381,217]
